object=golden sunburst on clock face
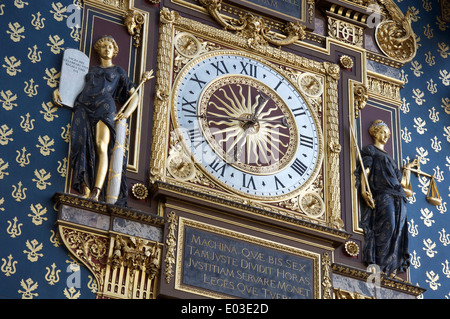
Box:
[198,75,298,175]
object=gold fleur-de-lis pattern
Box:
[0,0,448,300]
[0,0,95,299]
[396,0,450,299]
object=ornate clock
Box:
[171,51,323,201]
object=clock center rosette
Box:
[198,75,299,175]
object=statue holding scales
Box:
[353,120,419,277]
[54,35,153,205]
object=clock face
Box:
[172,51,323,200]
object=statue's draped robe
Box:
[355,145,410,275]
[70,65,136,206]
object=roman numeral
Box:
[181,98,196,114]
[274,176,285,190]
[190,73,206,89]
[209,157,226,177]
[291,158,307,176]
[299,134,314,149]
[292,106,306,117]
[188,128,203,148]
[242,174,256,190]
[210,61,229,76]
[274,80,282,91]
[239,62,257,77]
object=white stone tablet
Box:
[59,48,89,108]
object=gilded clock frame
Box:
[151,9,342,230]
[170,50,324,198]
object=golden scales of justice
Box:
[349,121,442,207]
[403,156,442,206]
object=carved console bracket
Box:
[198,0,306,48]
[53,193,165,299]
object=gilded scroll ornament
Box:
[321,252,332,299]
[375,1,417,63]
[353,83,368,119]
[124,9,145,48]
[60,226,108,290]
[198,0,306,48]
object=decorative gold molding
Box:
[164,211,178,284]
[152,182,350,243]
[198,0,306,48]
[95,0,129,10]
[375,0,417,63]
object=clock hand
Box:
[197,113,282,123]
[251,91,270,122]
[195,114,251,122]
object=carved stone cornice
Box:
[151,181,350,244]
[332,263,426,297]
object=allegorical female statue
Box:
[354,120,418,277]
[54,35,139,205]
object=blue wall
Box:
[0,0,448,299]
[0,0,95,298]
[396,0,450,299]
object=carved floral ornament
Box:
[198,0,306,49]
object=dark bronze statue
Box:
[355,120,418,277]
[54,35,138,205]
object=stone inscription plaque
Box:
[180,226,317,299]
[240,0,303,20]
[59,48,89,108]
